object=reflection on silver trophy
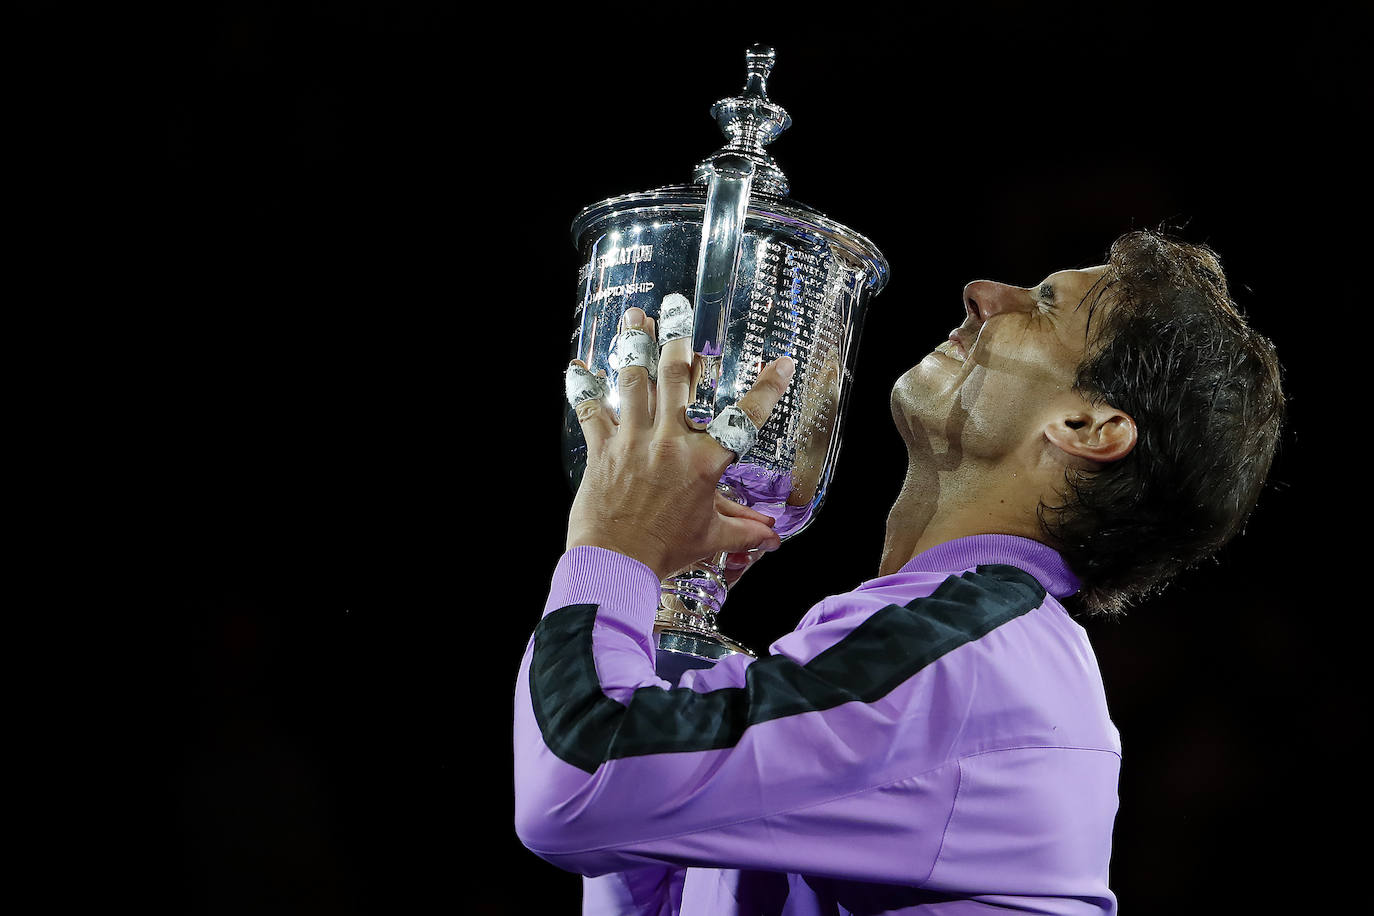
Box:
[563,45,890,683]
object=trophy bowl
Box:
[562,46,889,683]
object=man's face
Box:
[890,266,1111,461]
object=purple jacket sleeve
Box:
[512,546,965,883]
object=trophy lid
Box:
[570,44,889,293]
[692,44,792,197]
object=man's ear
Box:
[1044,405,1137,465]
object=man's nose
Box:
[962,280,1034,324]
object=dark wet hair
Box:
[1039,228,1286,616]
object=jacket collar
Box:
[891,534,1081,599]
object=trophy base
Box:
[653,549,752,684]
[653,612,755,686]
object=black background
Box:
[145,4,1361,913]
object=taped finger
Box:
[567,363,616,454]
[608,328,659,382]
[707,404,760,461]
[657,293,694,345]
[566,363,611,406]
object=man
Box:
[514,229,1284,914]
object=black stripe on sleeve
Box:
[529,565,1047,774]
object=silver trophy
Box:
[563,45,889,682]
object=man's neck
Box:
[878,451,1046,577]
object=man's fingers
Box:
[714,516,782,555]
[643,313,657,422]
[655,293,696,432]
[656,338,694,433]
[734,356,796,432]
[611,308,656,434]
[568,360,616,456]
[706,356,796,470]
[714,491,776,527]
[713,494,781,556]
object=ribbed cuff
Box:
[542,546,662,630]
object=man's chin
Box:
[890,376,920,445]
[891,355,959,444]
[913,348,970,393]
[895,354,952,393]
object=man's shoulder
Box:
[775,563,1053,673]
[817,562,1048,623]
[762,562,1117,758]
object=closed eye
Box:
[1037,282,1057,313]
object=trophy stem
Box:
[654,551,755,661]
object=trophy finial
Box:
[743,44,777,98]
[694,44,793,197]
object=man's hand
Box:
[567,305,794,581]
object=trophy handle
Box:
[653,161,757,657]
[684,153,754,427]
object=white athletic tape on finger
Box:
[565,364,611,406]
[707,404,759,460]
[657,293,694,345]
[608,327,659,381]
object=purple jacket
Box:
[514,535,1120,914]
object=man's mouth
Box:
[936,330,968,362]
